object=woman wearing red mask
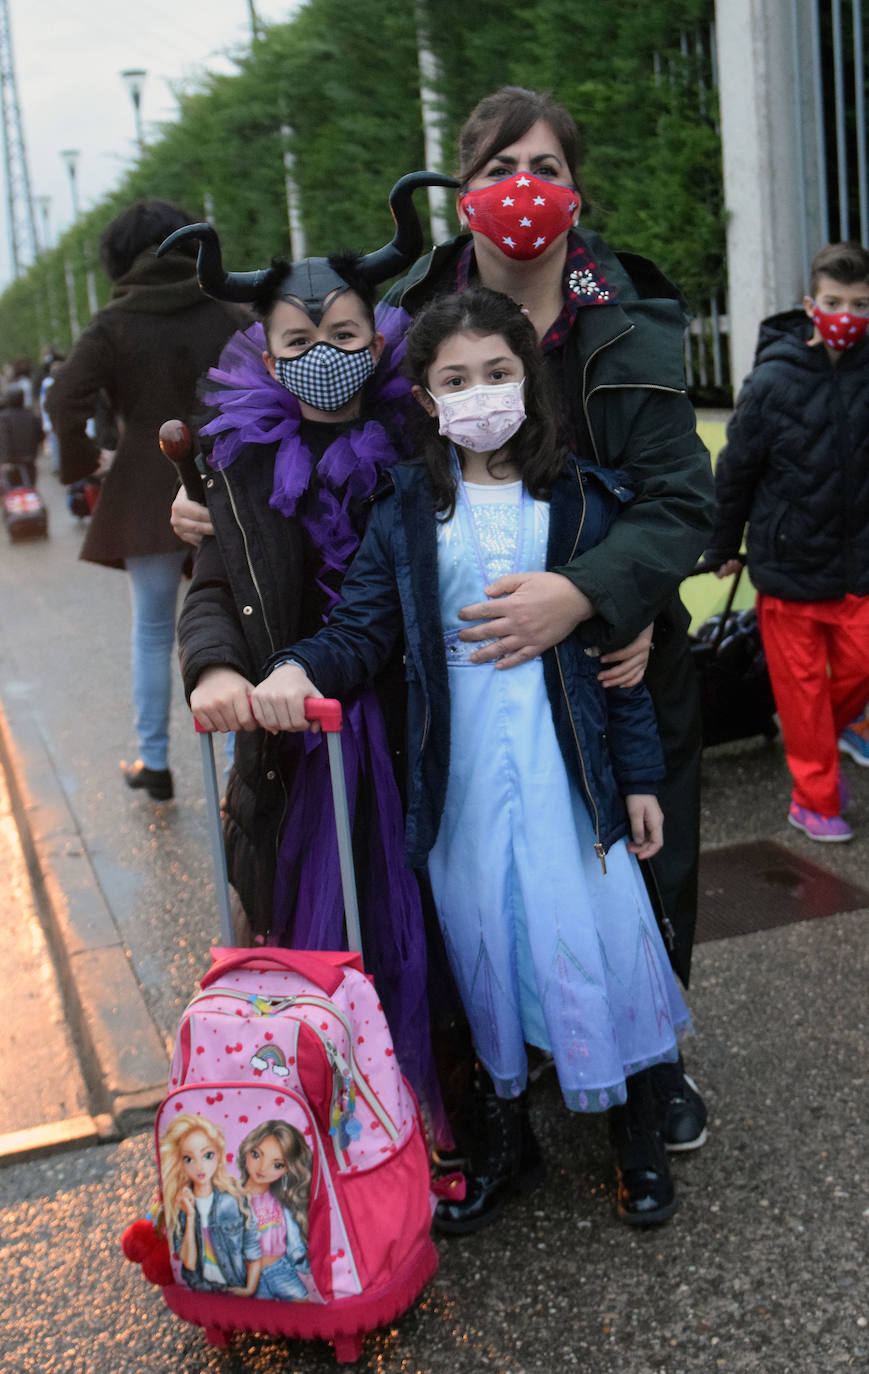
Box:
[171,88,713,1225]
[383,87,712,1227]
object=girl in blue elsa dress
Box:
[250,287,693,1232]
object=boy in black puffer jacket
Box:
[706,241,869,842]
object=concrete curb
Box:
[0,694,169,1142]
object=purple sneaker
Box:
[788,802,853,842]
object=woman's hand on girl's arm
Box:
[624,794,664,860]
[190,666,257,733]
[457,571,595,668]
[598,624,654,688]
[171,488,214,546]
[249,663,322,733]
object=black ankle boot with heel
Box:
[433,1068,544,1235]
[609,1066,677,1226]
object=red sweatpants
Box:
[757,593,869,816]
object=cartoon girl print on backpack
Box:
[237,1120,314,1301]
[159,1113,262,1295]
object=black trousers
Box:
[641,594,703,988]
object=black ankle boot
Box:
[610,1068,677,1226]
[433,1070,544,1236]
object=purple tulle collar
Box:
[200,304,414,612]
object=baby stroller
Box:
[0,462,48,541]
[686,560,777,748]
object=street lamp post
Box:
[34,195,60,340]
[120,69,147,150]
[35,195,52,252]
[60,149,80,220]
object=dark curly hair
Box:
[403,286,567,516]
[99,198,198,281]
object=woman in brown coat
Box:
[48,199,242,799]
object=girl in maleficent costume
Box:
[166,173,456,1144]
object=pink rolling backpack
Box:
[123,701,438,1363]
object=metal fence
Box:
[680,1,867,406]
[800,0,868,259]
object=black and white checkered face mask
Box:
[273,341,376,412]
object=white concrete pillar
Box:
[715,0,824,391]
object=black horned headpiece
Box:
[156,171,458,325]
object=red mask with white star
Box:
[460,173,579,261]
[810,302,869,352]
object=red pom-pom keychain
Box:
[121,1218,159,1263]
[121,1210,172,1286]
[141,1237,173,1287]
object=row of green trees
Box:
[0,0,723,365]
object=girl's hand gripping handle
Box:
[250,663,323,733]
[159,418,206,506]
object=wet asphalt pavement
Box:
[0,453,866,1373]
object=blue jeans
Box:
[126,552,187,771]
[255,1255,308,1301]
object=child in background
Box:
[168,200,452,1147]
[707,241,869,841]
[251,288,693,1232]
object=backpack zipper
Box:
[182,989,399,1139]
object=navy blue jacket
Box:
[708,310,869,600]
[279,457,665,868]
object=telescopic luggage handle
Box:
[160,420,365,958]
[193,703,364,958]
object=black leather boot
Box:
[433,1070,544,1236]
[609,1067,677,1226]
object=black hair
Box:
[457,86,581,194]
[810,241,869,294]
[255,252,378,341]
[403,286,567,516]
[99,198,198,281]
